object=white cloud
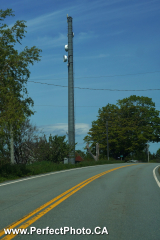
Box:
[35,33,66,49]
[76,0,160,24]
[75,123,90,135]
[77,31,97,41]
[38,123,90,136]
[26,9,67,31]
[8,0,160,34]
[25,6,77,32]
[34,31,98,50]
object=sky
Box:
[2,0,160,155]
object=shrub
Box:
[0,163,31,177]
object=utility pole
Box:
[106,121,109,160]
[63,15,75,164]
[147,142,150,162]
[96,143,99,161]
[10,124,14,164]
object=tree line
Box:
[83,95,160,161]
[0,118,75,166]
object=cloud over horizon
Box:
[38,123,90,137]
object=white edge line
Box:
[0,163,137,188]
[153,165,160,188]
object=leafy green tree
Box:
[0,129,10,166]
[35,134,76,163]
[84,95,160,159]
[0,118,43,165]
[156,148,160,158]
[13,118,43,164]
[0,8,42,134]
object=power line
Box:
[34,105,103,107]
[28,71,160,81]
[2,69,160,91]
[28,80,160,91]
[33,105,108,108]
[34,105,160,108]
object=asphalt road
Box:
[0,163,160,240]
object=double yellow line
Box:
[0,164,135,240]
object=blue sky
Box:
[3,0,160,154]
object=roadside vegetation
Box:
[0,158,124,183]
[0,152,160,183]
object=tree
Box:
[84,103,121,158]
[34,134,77,163]
[156,148,160,158]
[0,8,42,135]
[13,119,42,164]
[75,150,86,159]
[0,127,10,166]
[0,118,43,165]
[83,95,160,159]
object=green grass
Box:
[0,158,125,183]
[2,158,159,184]
[149,159,160,163]
[0,176,20,183]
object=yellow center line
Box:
[0,173,99,237]
[0,164,136,239]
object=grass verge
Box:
[0,159,125,183]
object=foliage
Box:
[0,118,43,165]
[0,117,77,165]
[13,118,43,164]
[0,163,30,178]
[75,149,86,159]
[0,8,42,134]
[0,125,10,166]
[156,148,160,157]
[0,119,77,166]
[34,134,76,163]
[0,158,124,183]
[83,95,160,159]
[132,151,148,162]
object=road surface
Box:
[0,163,160,239]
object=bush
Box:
[0,163,31,177]
[0,158,125,183]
